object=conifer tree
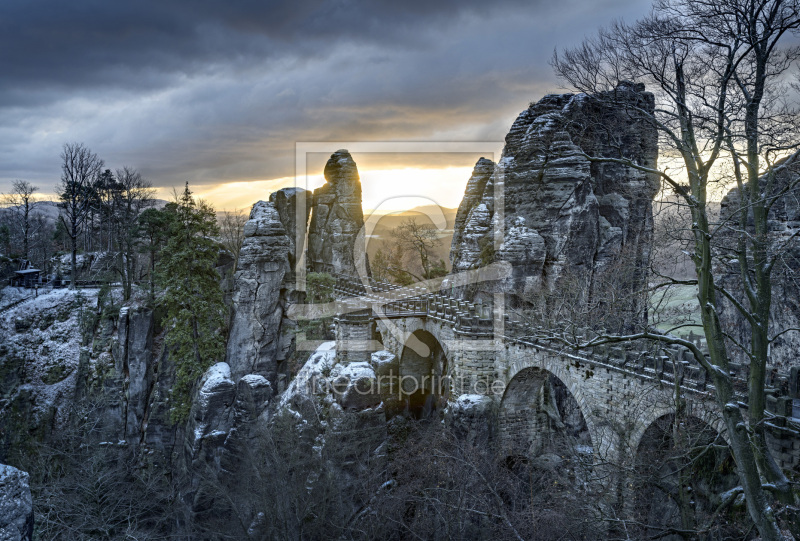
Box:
[158,183,227,422]
[138,207,171,303]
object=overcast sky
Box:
[0,0,651,210]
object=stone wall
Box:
[334,308,377,365]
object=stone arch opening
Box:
[498,367,593,469]
[498,366,595,519]
[398,329,448,419]
[631,413,737,537]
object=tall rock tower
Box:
[226,188,311,383]
[449,82,659,331]
[307,149,369,278]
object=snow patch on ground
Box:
[330,361,374,381]
[0,287,32,311]
[455,394,489,407]
[277,341,336,410]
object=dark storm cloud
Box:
[0,0,533,103]
[0,0,651,194]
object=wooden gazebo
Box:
[12,269,41,288]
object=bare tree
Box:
[21,403,178,541]
[3,180,39,261]
[218,208,248,269]
[113,167,155,300]
[370,241,411,285]
[391,217,446,281]
[553,0,800,537]
[58,143,104,288]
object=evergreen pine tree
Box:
[158,182,227,422]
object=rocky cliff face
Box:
[226,188,311,384]
[307,150,369,278]
[716,152,800,371]
[226,201,291,383]
[269,188,311,274]
[269,187,312,383]
[450,157,496,273]
[449,82,659,328]
[0,289,96,461]
[115,305,154,444]
[0,464,33,541]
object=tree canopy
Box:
[157,183,227,423]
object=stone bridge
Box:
[331,274,800,471]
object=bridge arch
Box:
[398,329,449,418]
[501,345,607,458]
[627,401,728,463]
[498,365,595,467]
[628,412,736,534]
[374,316,454,363]
[374,318,454,419]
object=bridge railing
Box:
[331,273,794,412]
[332,274,495,335]
[500,317,763,400]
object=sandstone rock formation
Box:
[307,150,369,278]
[716,151,800,371]
[227,189,312,384]
[450,157,495,269]
[187,362,236,459]
[446,394,494,446]
[272,341,387,518]
[370,350,400,412]
[115,305,154,444]
[269,188,312,383]
[330,361,381,410]
[449,82,659,329]
[0,464,33,541]
[179,361,274,530]
[269,187,311,277]
[226,201,291,383]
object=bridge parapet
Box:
[331,273,798,418]
[333,274,494,335]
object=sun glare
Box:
[162,166,474,212]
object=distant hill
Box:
[0,199,169,226]
[365,206,458,268]
[0,200,61,223]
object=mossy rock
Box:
[14,317,32,332]
[0,351,25,398]
[56,304,73,322]
[38,312,55,331]
[42,362,72,385]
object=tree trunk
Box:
[70,235,77,290]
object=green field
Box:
[650,284,705,346]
